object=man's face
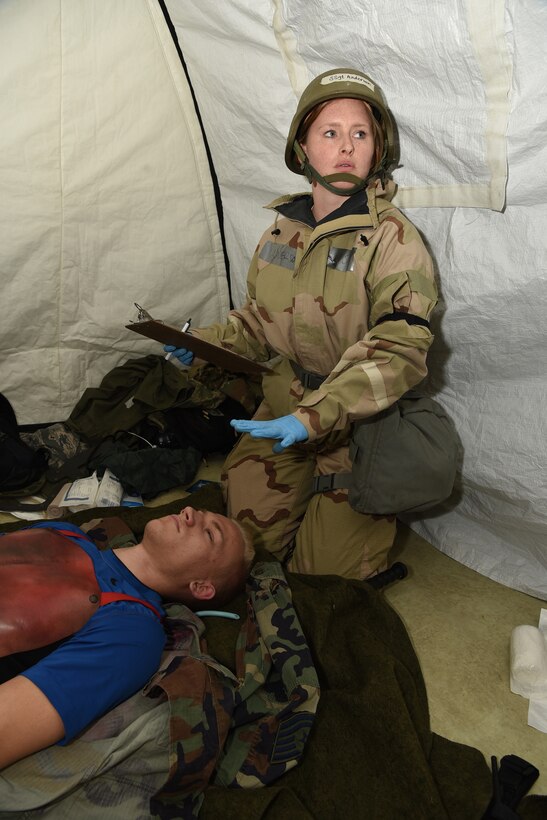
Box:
[141,506,244,595]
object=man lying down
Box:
[0,506,254,771]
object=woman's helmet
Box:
[285,68,398,195]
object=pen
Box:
[165,317,192,361]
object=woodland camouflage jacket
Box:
[195,180,438,443]
[149,560,320,818]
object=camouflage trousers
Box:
[222,401,395,580]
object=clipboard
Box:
[126,319,270,377]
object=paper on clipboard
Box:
[126,318,270,377]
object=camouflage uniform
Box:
[195,180,437,578]
[0,559,319,820]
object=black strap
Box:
[289,361,327,390]
[312,473,352,493]
[366,562,408,590]
[0,494,55,512]
[374,311,430,329]
[481,755,540,819]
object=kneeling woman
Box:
[167,68,437,580]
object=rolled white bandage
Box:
[510,624,547,699]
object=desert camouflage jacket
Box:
[195,180,438,443]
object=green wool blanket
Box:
[0,487,544,820]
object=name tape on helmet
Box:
[320,73,375,92]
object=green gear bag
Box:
[314,391,459,515]
[349,391,459,514]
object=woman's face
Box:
[300,98,375,190]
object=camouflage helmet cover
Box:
[285,68,398,179]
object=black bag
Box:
[0,393,49,493]
[162,395,248,455]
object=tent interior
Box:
[0,0,546,814]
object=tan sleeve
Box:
[293,213,438,441]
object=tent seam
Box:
[56,0,65,411]
[145,0,230,317]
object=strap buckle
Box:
[301,372,324,390]
[289,361,326,391]
[312,474,337,493]
[312,473,352,494]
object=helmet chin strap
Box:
[316,171,367,196]
[293,141,368,197]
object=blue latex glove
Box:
[163,345,194,366]
[230,415,308,453]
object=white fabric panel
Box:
[505,0,547,205]
[0,0,229,423]
[165,0,546,597]
[164,0,301,310]
[402,204,547,600]
[275,0,512,210]
[400,0,547,599]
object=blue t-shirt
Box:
[21,522,166,744]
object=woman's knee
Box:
[289,494,396,579]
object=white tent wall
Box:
[0,0,545,598]
[164,0,547,599]
[0,0,230,425]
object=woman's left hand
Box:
[230,415,308,453]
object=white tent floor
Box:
[385,525,547,797]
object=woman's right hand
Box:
[230,415,308,453]
[164,345,194,366]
